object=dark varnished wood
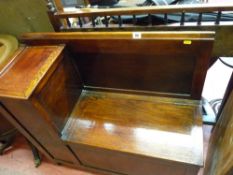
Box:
[0,32,216,175]
[21,31,215,42]
[204,81,233,175]
[70,144,200,175]
[0,104,14,134]
[0,103,54,162]
[20,31,214,99]
[0,45,64,99]
[73,38,211,99]
[1,98,77,163]
[0,45,81,164]
[34,25,233,58]
[32,53,83,132]
[62,90,203,175]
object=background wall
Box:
[0,0,54,38]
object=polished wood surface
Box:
[63,90,203,165]
[0,45,80,164]
[0,45,64,99]
[21,28,233,59]
[1,98,78,164]
[204,78,233,175]
[20,32,214,100]
[32,53,83,132]
[70,144,200,175]
[0,32,216,174]
[73,39,212,99]
[0,103,54,162]
[21,31,215,41]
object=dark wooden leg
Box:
[27,140,42,167]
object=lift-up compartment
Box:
[62,89,203,175]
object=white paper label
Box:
[133,32,142,39]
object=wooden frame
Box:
[47,3,233,29]
[45,2,233,59]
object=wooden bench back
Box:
[21,31,215,99]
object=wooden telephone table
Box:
[0,31,214,175]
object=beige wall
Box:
[0,0,54,38]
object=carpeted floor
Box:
[0,134,98,175]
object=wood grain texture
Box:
[20,31,215,42]
[69,144,200,175]
[0,103,55,162]
[32,53,83,132]
[0,103,15,134]
[204,79,233,175]
[25,25,232,58]
[0,45,81,164]
[1,98,78,163]
[0,45,64,99]
[20,32,214,99]
[62,90,204,174]
[73,39,212,99]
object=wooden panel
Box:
[21,25,233,58]
[70,144,199,175]
[62,90,204,168]
[32,53,83,132]
[74,40,196,95]
[0,103,54,162]
[0,45,64,99]
[0,45,80,164]
[20,32,214,99]
[0,104,14,134]
[20,31,215,42]
[1,98,78,164]
[73,40,212,99]
[204,83,233,175]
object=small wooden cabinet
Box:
[0,31,214,175]
[0,45,80,165]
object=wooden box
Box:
[0,45,81,165]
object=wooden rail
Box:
[46,3,233,31]
[56,4,233,17]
